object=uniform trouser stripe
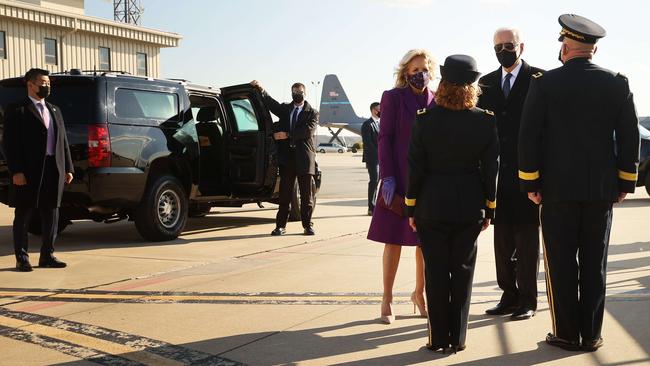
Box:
[539,205,558,335]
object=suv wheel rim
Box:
[158,189,181,229]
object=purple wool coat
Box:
[368,86,435,245]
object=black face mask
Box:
[36,85,50,99]
[496,51,518,69]
[558,48,564,64]
[292,93,304,104]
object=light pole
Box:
[311,80,321,108]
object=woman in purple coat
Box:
[368,49,437,323]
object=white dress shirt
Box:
[501,61,523,90]
[29,95,56,156]
[291,103,304,127]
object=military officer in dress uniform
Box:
[406,55,499,353]
[518,14,640,352]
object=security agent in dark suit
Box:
[361,102,380,215]
[518,14,640,352]
[251,80,319,236]
[2,68,74,272]
[406,55,499,353]
[477,27,544,320]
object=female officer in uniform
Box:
[406,55,499,353]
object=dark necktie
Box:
[503,73,512,98]
[291,107,299,132]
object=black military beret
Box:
[439,54,481,85]
[558,14,606,44]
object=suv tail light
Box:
[88,124,111,168]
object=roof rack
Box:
[52,69,132,76]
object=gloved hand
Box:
[381,177,396,205]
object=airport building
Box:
[0,0,181,78]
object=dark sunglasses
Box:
[494,43,518,53]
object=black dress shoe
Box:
[510,307,536,320]
[444,345,466,354]
[304,226,315,236]
[426,344,448,353]
[485,302,518,315]
[16,261,33,272]
[581,337,604,352]
[271,227,286,236]
[38,257,67,268]
[545,333,581,351]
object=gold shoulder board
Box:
[417,108,427,115]
[485,110,495,116]
[532,72,543,79]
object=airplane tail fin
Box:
[319,74,362,125]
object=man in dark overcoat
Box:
[2,68,74,271]
[478,27,544,320]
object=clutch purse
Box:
[375,181,406,217]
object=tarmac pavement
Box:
[0,152,648,365]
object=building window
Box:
[44,38,57,65]
[136,52,147,76]
[99,47,111,70]
[0,31,6,59]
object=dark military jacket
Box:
[518,58,640,202]
[478,60,544,225]
[405,105,499,222]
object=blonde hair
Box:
[394,49,437,88]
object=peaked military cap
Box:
[439,54,481,85]
[558,14,606,44]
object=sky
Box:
[86,0,650,123]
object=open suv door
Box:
[221,85,278,198]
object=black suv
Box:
[0,71,321,241]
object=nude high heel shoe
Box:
[380,301,394,324]
[411,291,428,318]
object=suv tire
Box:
[289,178,317,222]
[134,175,188,241]
[27,215,71,236]
[338,149,344,153]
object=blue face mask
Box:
[407,71,430,90]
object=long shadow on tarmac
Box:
[0,214,277,257]
[46,240,648,365]
[49,321,574,366]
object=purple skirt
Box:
[367,203,420,246]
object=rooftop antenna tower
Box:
[113,0,143,25]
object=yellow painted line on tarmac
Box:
[0,291,55,297]
[0,315,184,366]
[2,291,647,305]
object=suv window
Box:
[115,89,179,121]
[229,98,259,132]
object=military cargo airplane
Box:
[318,74,367,144]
